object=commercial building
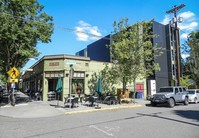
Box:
[76,21,181,96]
[22,54,146,101]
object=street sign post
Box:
[7,67,19,106]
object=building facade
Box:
[22,54,147,101]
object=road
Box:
[0,103,198,138]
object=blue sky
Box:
[23,0,199,70]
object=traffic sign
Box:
[9,79,18,83]
[7,67,20,79]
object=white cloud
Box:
[180,33,188,39]
[178,21,198,31]
[160,15,171,25]
[181,54,190,59]
[179,11,195,20]
[75,20,102,41]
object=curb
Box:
[65,104,143,115]
[0,103,29,108]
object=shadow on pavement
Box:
[174,110,199,122]
[136,112,199,127]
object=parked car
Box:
[151,86,189,108]
[187,89,199,104]
[0,85,7,101]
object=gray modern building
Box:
[76,21,181,96]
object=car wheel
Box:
[184,97,189,105]
[194,98,198,104]
[168,98,175,108]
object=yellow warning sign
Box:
[9,79,18,83]
[7,67,20,79]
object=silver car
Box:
[188,89,199,104]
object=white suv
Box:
[151,86,189,108]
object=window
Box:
[85,63,89,67]
[179,87,182,92]
[183,88,186,92]
[175,88,178,93]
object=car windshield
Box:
[159,88,173,93]
[188,91,195,94]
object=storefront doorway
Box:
[72,79,84,95]
[48,78,62,100]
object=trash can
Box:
[135,92,138,99]
[130,91,135,99]
[138,91,142,99]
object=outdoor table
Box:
[48,91,56,101]
[65,97,78,108]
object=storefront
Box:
[22,55,106,101]
[22,54,147,101]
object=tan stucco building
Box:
[22,54,147,101]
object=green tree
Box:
[109,18,161,95]
[87,72,98,94]
[0,0,53,78]
[88,64,118,95]
[180,76,192,87]
[186,30,199,86]
[101,64,118,95]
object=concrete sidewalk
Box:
[0,99,150,118]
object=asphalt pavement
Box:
[0,93,150,118]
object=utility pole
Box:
[166,4,186,86]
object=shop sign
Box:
[49,62,59,66]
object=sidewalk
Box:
[0,99,150,118]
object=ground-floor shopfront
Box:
[22,54,147,101]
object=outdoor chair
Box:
[103,95,118,105]
[82,95,90,105]
[64,96,79,108]
[88,95,98,107]
[72,97,79,108]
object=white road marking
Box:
[105,126,120,132]
[89,125,114,137]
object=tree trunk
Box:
[122,77,126,95]
[133,79,136,100]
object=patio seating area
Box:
[64,96,79,108]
